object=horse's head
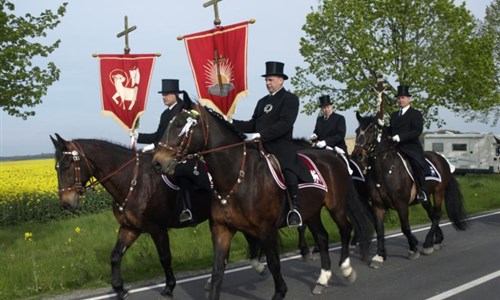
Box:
[152,101,246,175]
[152,106,208,175]
[352,112,379,169]
[50,133,93,210]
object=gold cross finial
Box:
[116,16,137,54]
[203,0,223,26]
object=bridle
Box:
[56,141,141,212]
[156,105,263,211]
[56,141,95,194]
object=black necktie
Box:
[399,110,402,117]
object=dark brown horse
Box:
[352,113,469,268]
[152,105,373,299]
[50,134,264,299]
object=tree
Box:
[0,1,67,119]
[292,0,499,128]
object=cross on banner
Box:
[203,0,223,26]
[212,48,226,94]
[116,16,137,54]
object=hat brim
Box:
[261,73,288,80]
[158,90,182,94]
[395,93,412,97]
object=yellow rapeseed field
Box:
[0,159,57,202]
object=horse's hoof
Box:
[204,278,211,290]
[158,292,173,300]
[408,249,420,260]
[434,243,442,251]
[310,252,320,261]
[117,291,129,300]
[370,255,384,269]
[422,247,434,255]
[159,288,174,299]
[345,269,357,283]
[312,283,328,295]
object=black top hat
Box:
[261,61,288,80]
[395,85,412,97]
[318,95,333,107]
[158,79,182,94]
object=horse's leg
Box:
[243,233,266,275]
[111,226,140,299]
[209,223,235,300]
[261,229,287,300]
[305,215,334,295]
[329,207,358,284]
[370,206,387,268]
[396,206,420,260]
[422,190,442,255]
[297,224,319,261]
[150,230,176,298]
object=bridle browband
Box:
[56,141,141,212]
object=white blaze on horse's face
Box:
[377,133,382,143]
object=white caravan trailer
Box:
[424,133,500,174]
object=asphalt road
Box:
[49,210,500,300]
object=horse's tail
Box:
[346,177,374,261]
[444,176,469,231]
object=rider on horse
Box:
[310,95,348,155]
[378,85,429,203]
[134,79,211,223]
[233,61,309,227]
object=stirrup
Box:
[179,209,193,223]
[416,191,427,203]
[287,209,303,227]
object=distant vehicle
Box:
[424,133,500,174]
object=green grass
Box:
[1,174,499,300]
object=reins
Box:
[157,106,267,220]
[57,141,142,212]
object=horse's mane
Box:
[293,137,311,149]
[69,138,139,158]
[203,106,247,140]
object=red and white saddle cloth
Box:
[265,153,328,192]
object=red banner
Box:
[98,54,156,129]
[183,21,249,117]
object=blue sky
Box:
[0,0,497,157]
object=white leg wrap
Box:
[372,254,384,263]
[340,257,353,277]
[316,269,332,286]
[250,258,265,274]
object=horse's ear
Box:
[356,111,362,122]
[51,133,66,149]
[181,91,193,110]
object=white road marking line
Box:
[425,270,500,300]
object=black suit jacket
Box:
[233,88,308,180]
[137,101,183,145]
[388,107,427,170]
[314,112,348,153]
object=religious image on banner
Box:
[98,54,156,129]
[183,21,249,118]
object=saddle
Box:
[265,153,328,192]
[396,152,442,182]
